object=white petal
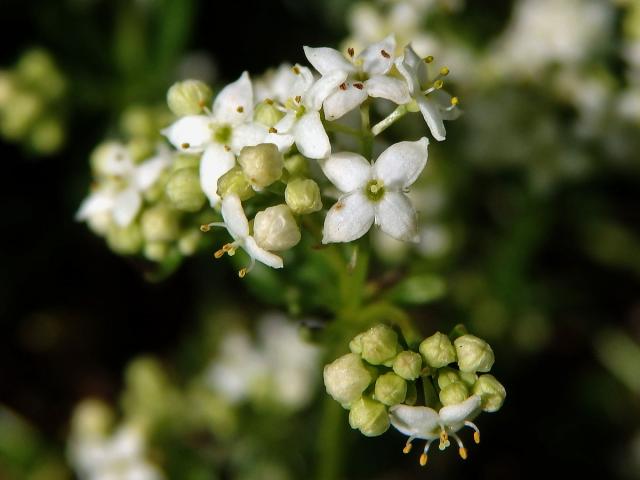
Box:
[221,194,249,239]
[112,188,142,227]
[439,395,481,426]
[358,35,396,75]
[161,115,211,153]
[375,192,419,242]
[265,132,295,152]
[373,137,428,189]
[76,189,115,221]
[200,143,236,206]
[365,75,411,104]
[133,155,170,191]
[323,85,368,120]
[212,71,253,125]
[231,122,268,153]
[290,64,315,98]
[389,404,441,440]
[294,111,331,159]
[417,96,446,141]
[274,112,296,134]
[322,191,375,244]
[395,45,425,96]
[303,46,355,76]
[244,236,284,269]
[319,151,371,192]
[303,70,348,112]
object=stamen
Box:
[347,47,355,58]
[200,222,226,232]
[353,82,364,90]
[294,95,301,103]
[181,142,190,149]
[403,436,415,454]
[236,106,244,113]
[451,433,467,460]
[214,249,225,259]
[224,145,231,152]
[339,82,348,91]
[381,49,390,59]
[439,66,450,76]
[265,98,274,105]
[438,430,450,450]
[423,55,434,63]
[464,421,480,444]
[419,453,428,466]
[238,268,247,278]
[269,127,278,134]
[292,66,300,75]
[433,79,444,89]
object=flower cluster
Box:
[158,37,459,275]
[323,324,505,466]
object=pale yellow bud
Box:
[253,204,301,251]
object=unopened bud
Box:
[1,92,42,139]
[284,154,309,179]
[454,334,495,373]
[374,372,407,406]
[419,332,456,368]
[360,324,399,366]
[107,223,143,255]
[217,166,254,201]
[17,49,65,99]
[166,167,206,212]
[238,143,283,189]
[348,396,390,437]
[436,367,460,390]
[253,204,301,251]
[285,178,322,214]
[254,100,284,127]
[439,381,469,406]
[172,153,200,171]
[127,138,155,163]
[144,241,169,262]
[140,204,179,242]
[392,351,422,380]
[167,80,212,116]
[349,332,364,354]
[0,72,16,106]
[71,399,113,438]
[121,107,157,139]
[178,229,201,255]
[472,374,506,412]
[324,353,373,407]
[29,117,64,154]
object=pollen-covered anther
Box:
[403,440,413,454]
[181,142,190,149]
[434,80,444,90]
[200,224,211,232]
[269,127,278,134]
[381,49,390,58]
[353,82,364,90]
[439,66,450,76]
[265,98,274,105]
[238,267,247,278]
[419,453,428,466]
[451,96,459,106]
[214,248,225,259]
[347,47,355,57]
[464,420,480,444]
[292,66,300,75]
[423,55,434,63]
[339,82,348,91]
[294,95,301,103]
[459,448,468,460]
[438,430,450,450]
[224,145,231,152]
[474,431,480,444]
[236,106,244,113]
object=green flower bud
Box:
[0,72,16,106]
[392,351,422,380]
[238,143,283,189]
[348,397,390,437]
[17,49,65,99]
[141,205,179,242]
[436,367,460,390]
[323,353,373,407]
[71,399,113,438]
[253,204,301,251]
[374,372,407,406]
[29,117,64,154]
[439,381,469,406]
[419,332,456,368]
[285,178,322,214]
[144,241,169,262]
[254,100,284,127]
[107,223,143,255]
[217,166,254,201]
[167,80,212,116]
[472,374,506,412]
[166,167,206,212]
[90,142,126,178]
[454,334,495,373]
[172,153,200,171]
[121,107,157,139]
[349,332,364,354]
[127,138,155,163]
[459,371,478,388]
[1,92,42,139]
[178,229,201,255]
[284,154,309,179]
[360,324,399,366]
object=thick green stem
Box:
[315,389,347,480]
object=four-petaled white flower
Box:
[76,143,171,229]
[320,137,428,244]
[162,72,293,206]
[304,35,410,120]
[202,194,284,275]
[395,44,460,141]
[389,395,482,466]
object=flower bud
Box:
[284,154,309,179]
[374,372,407,406]
[17,49,65,99]
[392,351,422,381]
[29,117,64,154]
[436,367,460,390]
[253,204,301,251]
[166,167,206,212]
[1,92,42,139]
[454,334,495,373]
[141,205,179,242]
[167,80,212,116]
[238,143,283,189]
[71,399,113,438]
[419,332,456,368]
[360,324,399,366]
[472,374,506,412]
[285,178,322,214]
[439,381,469,406]
[459,371,478,388]
[178,229,201,255]
[172,153,200,171]
[348,397,390,437]
[144,241,169,262]
[254,100,284,127]
[90,142,129,178]
[349,332,364,354]
[217,166,254,201]
[107,223,143,255]
[324,353,373,407]
[127,138,155,164]
[0,72,16,106]
[121,107,157,139]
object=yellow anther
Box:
[200,224,210,232]
[434,79,444,89]
[419,453,428,466]
[347,47,355,57]
[181,142,190,149]
[294,95,301,103]
[227,248,236,256]
[238,268,247,278]
[459,448,468,460]
[214,249,225,259]
[236,106,244,113]
[403,442,412,454]
[451,96,459,106]
[473,431,480,444]
[440,66,450,76]
[424,55,434,63]
[222,244,233,252]
[224,145,231,152]
[292,66,300,75]
[265,98,274,105]
[269,127,278,134]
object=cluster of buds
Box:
[0,49,66,154]
[76,106,206,263]
[323,324,505,466]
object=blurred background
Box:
[1,0,639,479]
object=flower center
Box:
[213,124,232,144]
[365,179,385,202]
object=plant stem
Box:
[372,105,407,136]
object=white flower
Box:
[161,72,293,206]
[389,395,482,466]
[76,143,171,229]
[320,137,428,244]
[202,194,284,275]
[304,35,410,121]
[395,45,459,141]
[273,64,344,159]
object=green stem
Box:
[360,100,373,159]
[371,105,407,136]
[315,392,346,480]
